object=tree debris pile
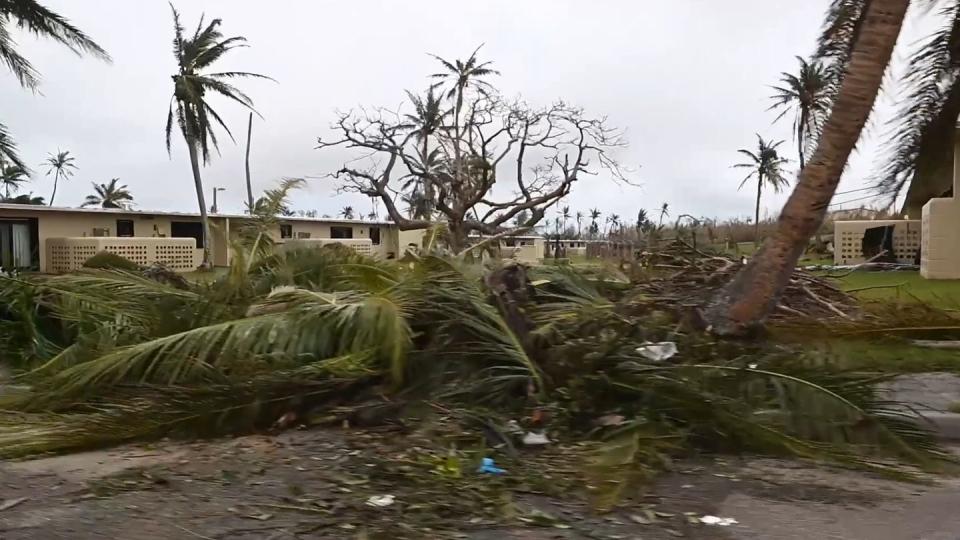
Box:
[633,241,862,323]
[0,246,949,507]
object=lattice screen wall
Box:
[45,237,200,273]
[833,220,921,265]
[278,238,375,257]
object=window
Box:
[280,224,293,239]
[504,239,516,247]
[296,232,312,239]
[331,226,353,239]
[369,227,381,245]
[116,220,134,237]
[170,221,204,247]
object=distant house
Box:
[0,204,546,273]
[0,204,411,272]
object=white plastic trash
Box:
[521,431,551,446]
[366,495,395,507]
[636,341,678,361]
[699,515,738,526]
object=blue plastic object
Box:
[477,457,505,475]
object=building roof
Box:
[0,203,395,226]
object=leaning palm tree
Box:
[81,178,133,209]
[0,164,29,199]
[340,206,355,220]
[575,211,584,238]
[706,0,909,334]
[166,4,270,267]
[43,150,76,206]
[734,135,790,243]
[768,56,830,170]
[1,1,109,166]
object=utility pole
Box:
[211,187,226,214]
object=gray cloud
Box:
[1,0,896,223]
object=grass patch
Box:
[807,337,960,374]
[826,271,960,308]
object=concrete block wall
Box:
[46,237,200,273]
[921,198,960,279]
[833,220,921,265]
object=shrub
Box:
[82,251,141,272]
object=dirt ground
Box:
[1,427,959,540]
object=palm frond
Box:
[872,2,960,207]
[0,122,26,171]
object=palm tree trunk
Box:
[704,0,908,335]
[49,173,59,206]
[797,118,806,170]
[186,137,213,268]
[754,172,763,245]
[244,112,254,212]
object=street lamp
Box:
[211,187,226,214]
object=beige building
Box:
[921,130,960,279]
[0,204,405,273]
[831,123,960,278]
[0,204,546,273]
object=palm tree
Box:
[166,5,270,267]
[734,135,790,243]
[575,211,584,238]
[872,2,960,215]
[0,164,29,199]
[768,56,830,170]
[706,0,909,334]
[588,208,601,238]
[1,2,109,167]
[636,209,653,233]
[605,214,621,238]
[430,47,499,183]
[43,150,76,206]
[403,87,446,212]
[657,203,670,228]
[82,179,133,209]
[560,206,571,233]
[340,206,355,219]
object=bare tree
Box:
[317,50,626,252]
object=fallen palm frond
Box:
[0,243,952,507]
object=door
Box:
[0,221,35,270]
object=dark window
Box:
[369,227,381,245]
[280,224,293,239]
[116,219,134,237]
[296,232,311,239]
[330,226,353,239]
[504,239,516,247]
[170,221,204,247]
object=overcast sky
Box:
[0,0,931,222]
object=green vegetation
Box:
[83,251,141,272]
[829,271,960,307]
[0,240,951,511]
